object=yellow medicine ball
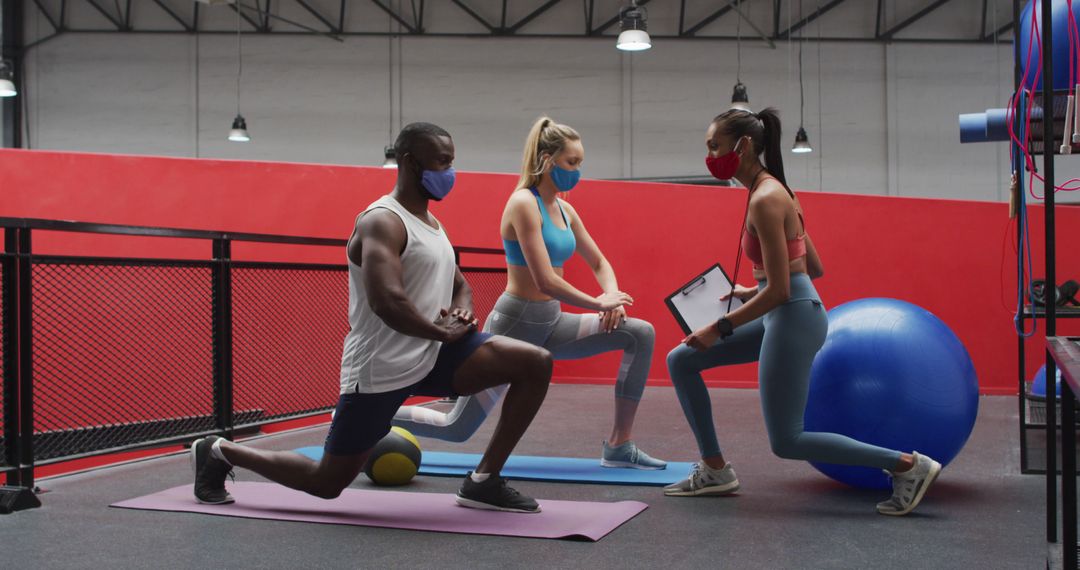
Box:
[363,427,422,486]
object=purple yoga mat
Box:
[111,482,647,542]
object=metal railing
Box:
[0,217,506,494]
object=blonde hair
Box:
[517,117,581,190]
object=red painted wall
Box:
[3,149,1079,396]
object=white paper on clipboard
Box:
[666,265,743,335]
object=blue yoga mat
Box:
[295,447,694,486]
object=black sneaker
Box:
[456,471,541,513]
[190,436,235,505]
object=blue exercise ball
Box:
[1019,0,1080,92]
[804,298,979,490]
[1032,364,1063,398]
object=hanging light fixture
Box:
[228,2,250,142]
[616,1,651,52]
[792,127,812,153]
[0,0,15,98]
[792,0,812,153]
[380,19,397,167]
[0,62,15,98]
[729,1,749,111]
[382,145,397,168]
[730,82,750,112]
[228,115,250,142]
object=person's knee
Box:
[505,344,552,388]
[306,468,352,499]
[666,345,692,376]
[621,318,655,348]
[768,435,805,460]
[527,347,554,382]
[309,454,365,499]
[633,319,656,345]
[311,483,346,500]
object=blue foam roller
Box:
[295,447,696,486]
[959,113,990,143]
[985,108,1009,141]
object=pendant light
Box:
[227,2,250,142]
[730,1,750,111]
[617,1,651,52]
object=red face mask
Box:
[705,138,744,180]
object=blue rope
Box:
[1015,90,1036,339]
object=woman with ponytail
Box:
[663,108,941,516]
[392,117,666,469]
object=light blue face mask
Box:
[550,163,581,192]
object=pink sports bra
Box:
[741,209,806,271]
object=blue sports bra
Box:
[503,188,577,268]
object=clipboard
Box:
[664,263,743,335]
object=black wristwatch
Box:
[715,317,734,339]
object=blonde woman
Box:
[394,117,665,469]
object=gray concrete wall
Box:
[10,0,1056,201]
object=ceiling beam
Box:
[684,1,738,37]
[730,0,775,48]
[261,0,272,32]
[229,2,261,31]
[450,0,496,33]
[772,0,781,37]
[294,0,338,33]
[83,0,126,30]
[30,0,61,32]
[592,0,652,35]
[879,0,956,40]
[508,0,562,34]
[36,27,1018,45]
[150,0,192,32]
[875,0,883,37]
[983,20,1013,42]
[371,0,417,34]
[778,0,847,40]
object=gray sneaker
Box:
[456,472,541,513]
[190,436,235,505]
[663,461,740,497]
[601,440,667,470]
[876,452,941,516]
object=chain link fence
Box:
[463,269,508,328]
[1,219,507,484]
[231,265,348,427]
[31,261,216,461]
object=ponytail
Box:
[757,108,788,188]
[517,116,581,190]
[712,106,789,189]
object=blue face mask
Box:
[420,167,456,201]
[549,164,581,192]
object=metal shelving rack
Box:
[1019,307,1080,475]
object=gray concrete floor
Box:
[1,385,1046,569]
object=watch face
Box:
[719,318,734,336]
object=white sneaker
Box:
[663,461,740,497]
[876,452,941,516]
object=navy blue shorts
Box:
[323,331,492,456]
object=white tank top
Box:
[339,194,456,394]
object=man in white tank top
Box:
[190,123,553,514]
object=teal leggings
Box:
[666,273,901,470]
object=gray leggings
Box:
[392,292,655,442]
[666,273,902,470]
